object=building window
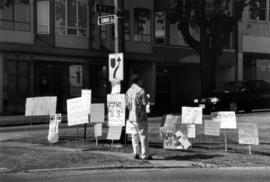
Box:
[134,8,151,42]
[124,10,130,41]
[37,0,50,34]
[0,0,30,31]
[154,12,165,44]
[55,0,88,37]
[6,60,30,114]
[249,0,267,21]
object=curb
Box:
[22,164,197,173]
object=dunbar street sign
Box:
[98,15,116,25]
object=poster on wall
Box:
[69,65,83,87]
[107,94,126,126]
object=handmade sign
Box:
[107,94,126,126]
[107,126,122,140]
[94,123,103,138]
[212,112,237,129]
[204,119,220,136]
[238,123,259,145]
[47,114,61,143]
[81,89,92,114]
[187,124,196,138]
[161,130,191,150]
[25,97,57,116]
[111,82,121,94]
[90,103,105,123]
[163,131,183,150]
[67,97,89,126]
[181,106,202,125]
[162,114,181,132]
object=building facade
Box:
[0,0,263,116]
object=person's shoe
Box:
[142,156,153,160]
[133,154,140,160]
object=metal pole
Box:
[114,0,119,53]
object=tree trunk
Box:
[200,55,217,97]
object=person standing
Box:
[126,74,152,160]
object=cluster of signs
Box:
[160,106,259,151]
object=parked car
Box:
[193,80,270,113]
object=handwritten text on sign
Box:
[67,97,89,126]
[204,120,220,136]
[212,112,237,129]
[107,94,126,126]
[181,107,202,125]
[238,123,259,145]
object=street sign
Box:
[96,4,115,13]
[109,53,124,82]
[98,15,116,25]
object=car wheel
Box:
[229,101,238,112]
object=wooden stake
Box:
[249,144,252,156]
[224,129,228,152]
[96,137,98,146]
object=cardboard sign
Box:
[94,123,103,138]
[162,130,191,150]
[107,126,122,140]
[107,94,126,126]
[67,97,89,126]
[187,124,196,138]
[204,119,220,136]
[163,114,181,132]
[25,97,57,116]
[90,103,105,123]
[181,107,202,125]
[176,130,191,149]
[163,131,183,150]
[111,81,121,94]
[81,89,92,114]
[238,123,259,145]
[212,112,237,129]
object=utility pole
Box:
[114,0,127,145]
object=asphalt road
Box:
[1,168,270,182]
